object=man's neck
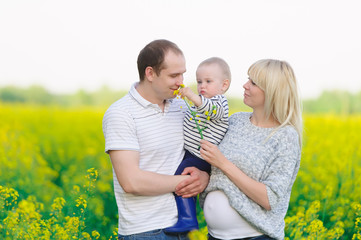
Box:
[136,82,166,111]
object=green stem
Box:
[182,97,207,139]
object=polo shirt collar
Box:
[129,82,173,110]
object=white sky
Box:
[0,0,360,99]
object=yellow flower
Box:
[73,185,80,193]
[86,168,98,182]
[352,202,361,216]
[51,197,66,212]
[92,230,101,239]
[212,109,217,114]
[207,116,210,120]
[0,186,19,208]
[173,89,179,95]
[82,232,91,239]
[204,111,209,116]
[76,196,87,209]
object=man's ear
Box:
[145,66,155,82]
[222,79,230,93]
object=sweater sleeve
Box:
[261,128,301,210]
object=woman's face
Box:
[243,78,265,109]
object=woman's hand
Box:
[200,139,227,169]
[200,140,272,210]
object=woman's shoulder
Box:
[229,111,252,122]
[278,125,299,138]
[275,125,300,149]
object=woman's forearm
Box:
[219,158,271,210]
[200,140,271,210]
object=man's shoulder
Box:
[103,94,134,120]
[106,93,134,111]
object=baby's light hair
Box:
[198,57,231,92]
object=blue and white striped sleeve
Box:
[196,95,229,121]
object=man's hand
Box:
[174,167,209,198]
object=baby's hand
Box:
[179,87,195,99]
[179,87,202,106]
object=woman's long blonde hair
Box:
[248,59,303,146]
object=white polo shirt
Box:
[102,83,187,235]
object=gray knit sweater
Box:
[199,112,301,240]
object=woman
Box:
[199,59,302,240]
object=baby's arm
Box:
[198,95,228,121]
[179,87,202,106]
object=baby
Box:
[165,57,231,233]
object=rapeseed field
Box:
[1,104,360,239]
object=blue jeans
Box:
[118,229,189,240]
[208,234,275,240]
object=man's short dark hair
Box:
[137,39,183,81]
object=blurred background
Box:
[1,0,361,111]
[1,1,361,239]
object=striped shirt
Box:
[102,83,187,235]
[184,95,229,158]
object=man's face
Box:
[152,51,186,100]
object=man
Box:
[102,39,209,240]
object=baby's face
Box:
[196,64,226,98]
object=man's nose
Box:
[176,75,184,86]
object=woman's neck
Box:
[250,111,280,128]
